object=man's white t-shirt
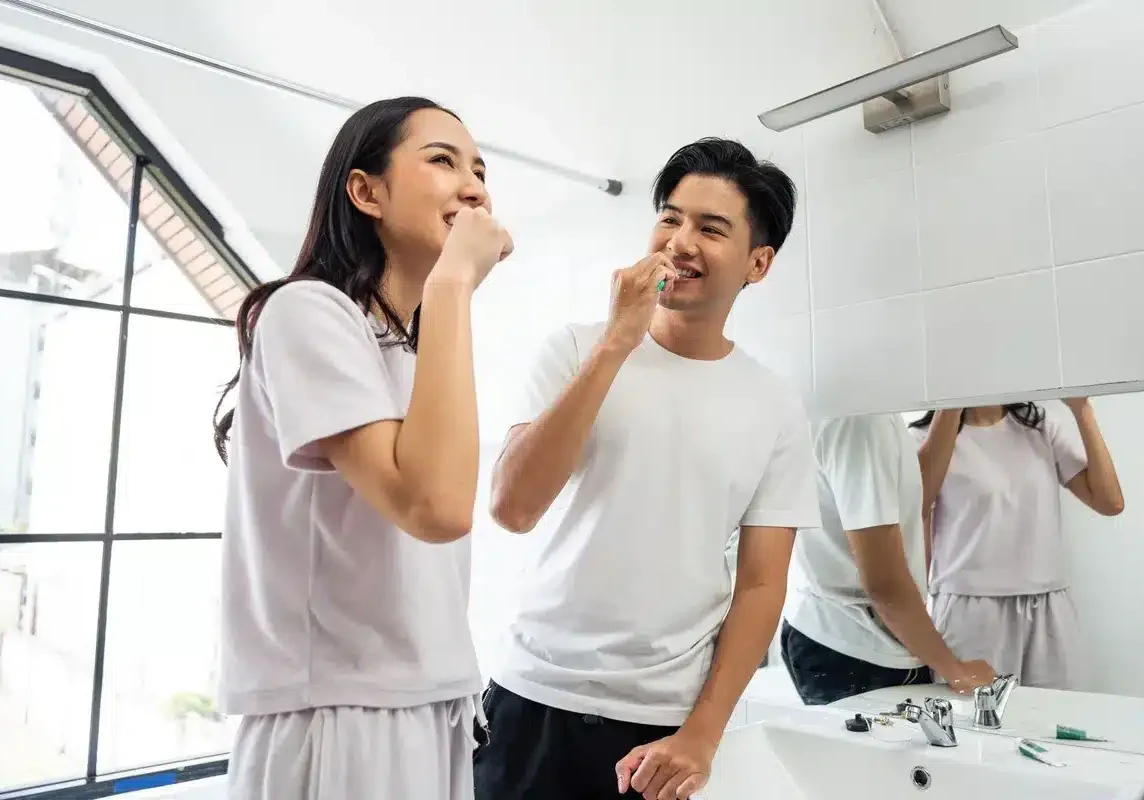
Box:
[786,415,927,669]
[492,322,821,727]
[911,409,1086,597]
[217,281,481,716]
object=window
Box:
[0,47,255,797]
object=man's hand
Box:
[604,253,678,353]
[943,658,996,694]
[616,728,716,799]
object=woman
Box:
[912,400,1123,690]
[211,97,513,799]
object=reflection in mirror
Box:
[778,394,1144,753]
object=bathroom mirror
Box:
[775,391,1144,754]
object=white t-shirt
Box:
[217,281,481,716]
[786,415,927,669]
[912,409,1086,597]
[492,322,821,727]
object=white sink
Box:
[834,685,1144,754]
[700,704,1144,800]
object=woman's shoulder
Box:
[261,279,363,321]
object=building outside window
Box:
[0,46,255,797]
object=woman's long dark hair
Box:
[213,97,459,463]
[908,402,1045,433]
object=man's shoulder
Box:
[729,349,806,417]
[529,321,607,367]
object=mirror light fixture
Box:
[759,25,1018,133]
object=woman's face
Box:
[373,108,491,272]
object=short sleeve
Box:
[815,415,903,531]
[740,397,822,529]
[507,324,581,429]
[1046,407,1087,485]
[252,282,402,471]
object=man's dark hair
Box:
[651,137,797,252]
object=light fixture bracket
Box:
[864,75,951,133]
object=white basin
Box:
[834,685,1144,754]
[700,704,1144,800]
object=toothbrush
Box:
[1017,738,1066,767]
[657,278,667,291]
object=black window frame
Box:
[0,44,255,799]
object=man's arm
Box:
[847,524,991,691]
[491,254,675,533]
[490,338,630,532]
[617,399,819,800]
[917,410,961,511]
[686,525,795,739]
[616,526,795,799]
[818,416,992,693]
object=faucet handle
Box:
[973,685,1003,729]
[925,698,954,725]
[973,684,998,711]
[925,697,952,713]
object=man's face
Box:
[647,174,774,314]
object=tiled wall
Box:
[738,0,1144,416]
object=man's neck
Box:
[648,308,733,361]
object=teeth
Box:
[679,269,700,278]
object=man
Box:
[476,139,821,800]
[781,414,996,706]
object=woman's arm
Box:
[1062,398,1125,516]
[322,277,481,543]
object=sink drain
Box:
[910,766,932,790]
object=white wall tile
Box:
[747,217,811,317]
[808,169,919,309]
[749,129,806,187]
[728,310,813,402]
[923,272,1061,400]
[745,132,811,316]
[812,295,925,415]
[1035,0,1144,129]
[804,104,912,193]
[1055,253,1144,386]
[916,136,1052,289]
[1045,102,1144,266]
[911,29,1042,164]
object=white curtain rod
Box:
[2,0,624,195]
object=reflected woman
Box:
[912,399,1124,690]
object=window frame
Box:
[0,44,253,798]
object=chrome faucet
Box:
[904,698,958,747]
[973,674,1019,729]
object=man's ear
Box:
[346,169,386,220]
[743,245,776,287]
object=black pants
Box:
[474,681,678,800]
[780,620,933,706]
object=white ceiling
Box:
[1,0,1093,269]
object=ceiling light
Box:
[759,25,1018,132]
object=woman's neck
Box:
[379,255,430,327]
[964,405,1006,427]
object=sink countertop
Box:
[830,684,1144,754]
[704,702,1144,800]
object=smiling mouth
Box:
[676,268,702,279]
